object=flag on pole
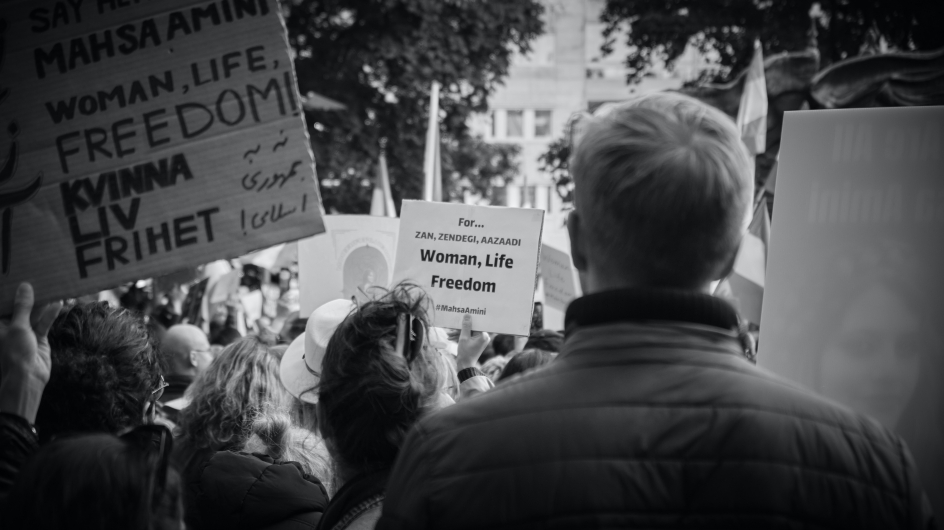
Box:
[724,196,771,325]
[423,81,443,202]
[737,40,767,156]
[370,152,396,217]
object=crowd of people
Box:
[0,93,936,529]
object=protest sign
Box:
[0,0,325,313]
[392,200,544,335]
[540,243,580,330]
[758,106,944,516]
[298,215,400,315]
[540,243,579,312]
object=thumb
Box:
[12,283,34,329]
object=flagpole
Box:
[423,81,441,202]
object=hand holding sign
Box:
[457,314,490,370]
[0,283,63,423]
[392,201,544,335]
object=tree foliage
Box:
[538,135,572,204]
[285,0,544,213]
[600,0,944,84]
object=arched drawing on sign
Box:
[0,19,44,275]
[341,244,389,303]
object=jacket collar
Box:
[320,468,390,530]
[565,287,740,335]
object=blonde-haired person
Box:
[377,92,933,529]
[173,336,329,530]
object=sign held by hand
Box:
[392,200,544,335]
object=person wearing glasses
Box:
[1,284,171,510]
[157,323,213,423]
[0,283,178,527]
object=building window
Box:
[506,110,524,137]
[489,111,497,138]
[534,110,552,137]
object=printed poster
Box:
[759,106,944,515]
[392,200,544,335]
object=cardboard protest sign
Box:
[298,215,400,316]
[0,0,325,313]
[758,107,944,516]
[392,200,544,335]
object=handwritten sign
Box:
[298,215,400,315]
[392,200,544,335]
[0,0,325,313]
[759,107,944,516]
[540,243,579,312]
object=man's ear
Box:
[189,350,199,368]
[567,210,588,273]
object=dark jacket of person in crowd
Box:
[377,94,935,529]
[178,447,327,530]
[3,427,183,530]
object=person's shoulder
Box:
[201,450,328,510]
[720,363,909,467]
[419,361,566,436]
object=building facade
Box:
[472,0,707,212]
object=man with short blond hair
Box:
[378,93,933,529]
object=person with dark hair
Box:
[174,336,328,530]
[311,284,475,530]
[491,334,516,356]
[378,93,933,529]
[38,300,164,444]
[496,349,555,382]
[523,329,563,353]
[3,426,183,530]
[479,334,517,381]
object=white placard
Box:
[298,215,399,315]
[392,201,544,335]
[759,106,944,517]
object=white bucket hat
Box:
[280,299,356,404]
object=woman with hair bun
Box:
[312,284,479,530]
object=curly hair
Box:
[317,283,444,474]
[175,336,292,460]
[37,302,162,444]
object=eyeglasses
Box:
[120,424,173,516]
[150,374,169,400]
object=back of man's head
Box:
[36,302,163,443]
[571,92,753,289]
[162,324,211,375]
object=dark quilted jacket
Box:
[378,289,934,530]
[178,447,328,530]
